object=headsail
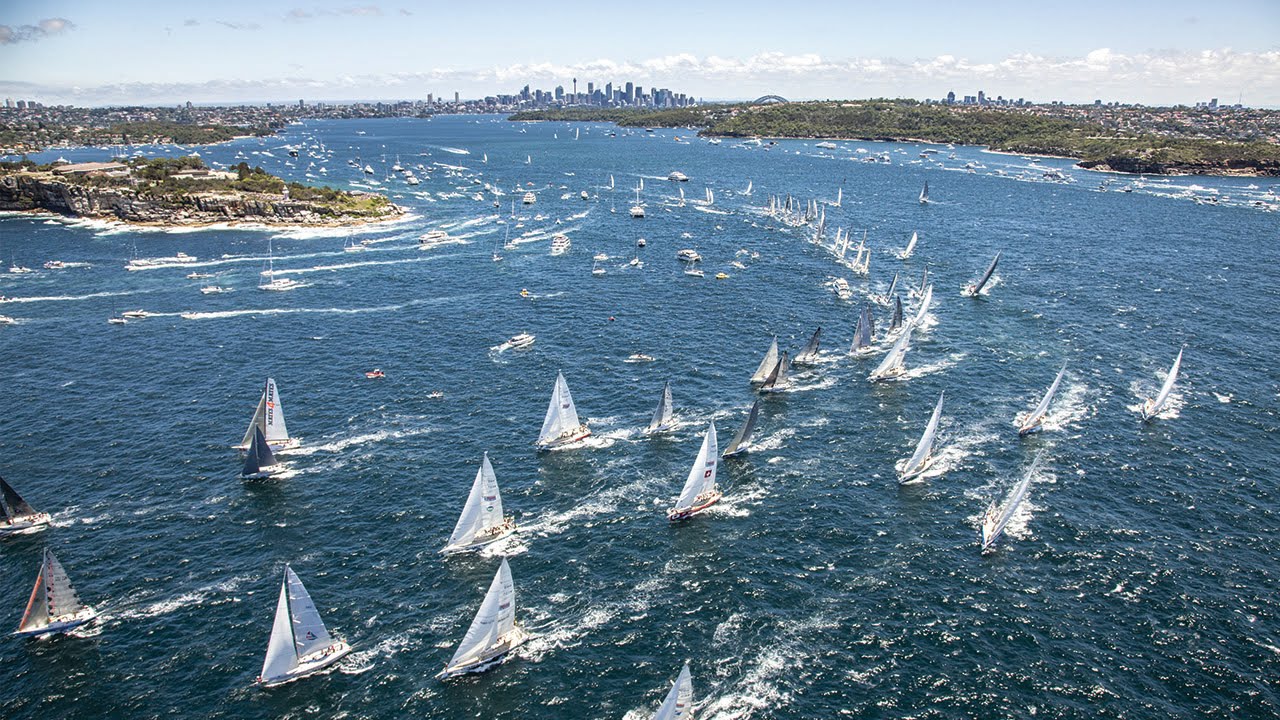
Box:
[446,559,517,671]
[446,453,506,551]
[538,372,583,445]
[261,573,296,681]
[900,231,918,259]
[722,400,760,457]
[651,662,694,720]
[885,272,899,300]
[674,424,718,513]
[759,352,790,392]
[749,337,779,384]
[795,327,822,365]
[851,305,874,353]
[1143,348,1183,420]
[242,425,278,478]
[648,382,675,433]
[0,476,38,521]
[981,453,1040,551]
[1018,363,1067,435]
[968,251,1001,296]
[912,284,933,326]
[900,391,944,482]
[17,557,50,633]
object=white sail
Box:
[912,284,933,326]
[446,558,517,670]
[900,231,918,259]
[834,187,842,207]
[750,337,779,384]
[722,400,760,457]
[919,181,929,204]
[981,453,1039,550]
[261,576,296,681]
[43,550,85,618]
[445,453,506,551]
[538,372,583,445]
[1144,348,1183,419]
[870,322,913,381]
[649,382,674,432]
[673,423,718,513]
[652,662,694,720]
[240,378,291,447]
[900,391,944,482]
[1019,363,1068,434]
[743,180,752,195]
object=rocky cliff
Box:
[0,173,404,226]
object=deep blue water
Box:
[2,115,1279,719]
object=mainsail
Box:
[648,382,675,433]
[673,424,718,513]
[0,476,38,522]
[1018,363,1068,435]
[445,453,507,552]
[651,662,694,720]
[445,558,518,672]
[968,251,1001,296]
[900,391,944,483]
[241,425,278,478]
[759,352,790,392]
[240,378,292,448]
[900,231,918,259]
[981,453,1040,551]
[913,284,934,326]
[869,322,912,381]
[890,296,904,333]
[851,305,874,353]
[1143,348,1183,420]
[749,337,779,384]
[538,372,584,446]
[18,549,86,634]
[722,400,760,457]
[795,327,822,365]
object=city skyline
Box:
[2,0,1279,107]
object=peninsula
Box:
[0,156,403,227]
[510,100,1280,177]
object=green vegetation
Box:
[109,121,270,145]
[509,101,1280,175]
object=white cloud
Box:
[0,17,76,45]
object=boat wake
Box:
[1127,380,1184,420]
[900,352,964,380]
[1035,380,1092,433]
[341,630,424,675]
[699,614,836,720]
[2,289,154,304]
[271,254,456,275]
[289,426,434,457]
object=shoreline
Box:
[0,205,412,233]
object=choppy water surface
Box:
[2,116,1279,719]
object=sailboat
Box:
[1017,363,1068,436]
[758,352,791,393]
[259,238,300,292]
[536,372,591,451]
[0,476,51,535]
[869,322,913,382]
[912,284,934,327]
[962,251,1001,297]
[630,186,646,218]
[794,327,822,365]
[436,558,528,679]
[241,426,281,480]
[910,266,930,299]
[898,391,944,483]
[647,382,675,434]
[648,661,694,719]
[237,378,299,451]
[870,272,899,306]
[14,549,98,638]
[667,423,721,521]
[889,296,904,335]
[749,337,780,385]
[442,453,516,555]
[919,180,930,205]
[833,187,843,208]
[257,565,352,687]
[898,231,918,260]
[742,180,753,196]
[850,305,875,355]
[1141,348,1184,422]
[981,452,1040,552]
[721,400,760,458]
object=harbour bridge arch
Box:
[754,95,788,104]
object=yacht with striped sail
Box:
[648,382,675,434]
[0,476,50,536]
[436,558,528,679]
[749,337,779,385]
[1017,362,1068,436]
[668,423,721,521]
[981,453,1040,552]
[1140,348,1183,422]
[441,453,516,555]
[257,565,351,687]
[14,549,98,638]
[722,400,760,458]
[648,661,694,719]
[898,391,944,483]
[962,251,1001,297]
[536,372,591,451]
[236,378,299,452]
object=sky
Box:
[2,0,1279,107]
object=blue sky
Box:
[2,0,1279,106]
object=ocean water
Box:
[2,116,1279,719]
